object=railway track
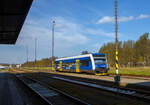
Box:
[17,68,150,81]
[29,73,150,103]
[12,68,150,81]
[15,74,90,105]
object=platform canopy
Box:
[0,0,33,44]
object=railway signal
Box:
[115,0,120,83]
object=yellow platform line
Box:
[96,73,108,76]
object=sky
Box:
[0,0,150,64]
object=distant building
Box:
[16,64,21,68]
[0,65,7,69]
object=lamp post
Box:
[52,21,55,70]
[35,37,37,67]
[26,45,28,64]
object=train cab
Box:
[92,53,108,74]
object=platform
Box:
[0,72,24,105]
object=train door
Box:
[76,59,80,72]
[59,61,62,71]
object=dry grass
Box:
[22,66,150,76]
[108,67,150,76]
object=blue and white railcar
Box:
[55,53,108,73]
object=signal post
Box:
[114,0,120,84]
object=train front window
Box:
[94,59,106,64]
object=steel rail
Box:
[26,76,90,105]
[16,74,90,105]
[15,74,53,105]
[35,73,150,102]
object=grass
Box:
[0,69,8,72]
[22,67,53,71]
[108,67,150,76]
[22,66,150,77]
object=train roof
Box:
[92,53,105,56]
[56,53,105,61]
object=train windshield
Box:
[93,54,106,64]
[94,58,106,64]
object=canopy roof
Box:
[0,0,33,44]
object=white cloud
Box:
[136,14,149,19]
[97,14,149,24]
[97,16,114,24]
[118,16,134,22]
[85,29,115,38]
[18,17,89,48]
[97,16,134,24]
[53,17,89,47]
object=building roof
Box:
[0,0,33,44]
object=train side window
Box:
[80,60,89,67]
[56,62,59,66]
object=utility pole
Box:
[114,0,120,83]
[52,21,55,70]
[35,37,37,67]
